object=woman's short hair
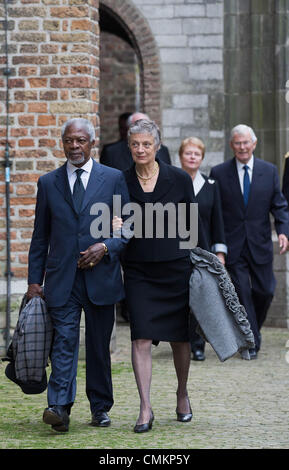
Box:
[61,118,96,142]
[128,119,161,149]
[178,137,205,159]
[230,124,257,143]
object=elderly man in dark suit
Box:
[100,112,132,171]
[27,118,130,432]
[100,112,171,170]
[210,124,288,359]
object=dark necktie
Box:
[243,164,250,207]
[73,168,85,212]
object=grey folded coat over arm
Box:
[189,248,255,361]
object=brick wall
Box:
[0,0,100,352]
[99,31,136,148]
[100,0,162,127]
[0,0,100,284]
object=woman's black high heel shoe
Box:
[176,396,192,422]
[134,411,154,433]
[176,407,193,422]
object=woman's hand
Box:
[112,215,123,232]
[279,234,288,254]
[216,252,225,265]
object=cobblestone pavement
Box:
[111,321,289,449]
[0,321,289,449]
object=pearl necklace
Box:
[135,162,159,185]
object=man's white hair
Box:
[61,118,96,142]
[127,112,150,126]
[230,124,257,143]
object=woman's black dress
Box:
[124,255,192,342]
[122,160,203,343]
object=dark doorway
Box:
[99,5,141,150]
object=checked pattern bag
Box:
[12,295,53,383]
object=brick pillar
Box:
[0,0,100,355]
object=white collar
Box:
[66,157,93,177]
[193,170,206,196]
[235,155,254,172]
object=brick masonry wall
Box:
[99,31,136,148]
[0,0,100,353]
[0,0,99,279]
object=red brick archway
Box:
[100,0,162,126]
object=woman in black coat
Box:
[179,137,227,361]
[114,120,203,433]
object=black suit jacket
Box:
[28,160,130,307]
[195,174,226,252]
[100,140,171,171]
[210,157,289,265]
[123,159,208,263]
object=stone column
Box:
[224,0,289,327]
[224,0,277,164]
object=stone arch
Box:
[99,0,162,126]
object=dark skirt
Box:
[124,256,192,343]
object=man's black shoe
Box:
[91,411,111,427]
[43,405,70,432]
[191,349,205,361]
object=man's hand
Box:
[78,243,106,270]
[27,283,44,300]
[279,234,288,254]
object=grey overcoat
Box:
[189,248,255,361]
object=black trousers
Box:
[226,243,276,351]
[47,269,115,414]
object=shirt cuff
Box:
[211,243,228,255]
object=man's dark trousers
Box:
[226,242,276,352]
[47,268,114,414]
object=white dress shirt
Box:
[235,155,254,194]
[66,158,93,193]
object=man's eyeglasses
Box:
[233,141,252,147]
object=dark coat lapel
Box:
[54,162,76,213]
[54,160,105,214]
[152,159,173,201]
[80,159,105,213]
[227,158,245,210]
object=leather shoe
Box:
[192,349,205,361]
[176,407,193,423]
[43,405,69,432]
[249,348,258,360]
[91,411,111,427]
[176,395,193,422]
[134,411,154,433]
